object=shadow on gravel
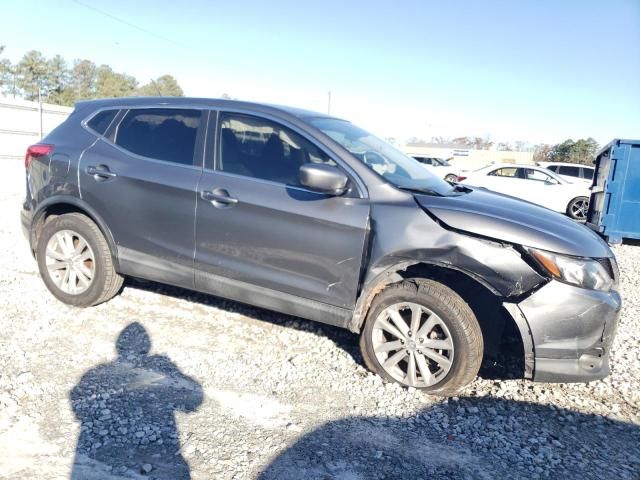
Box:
[69,322,203,479]
[258,397,640,480]
[124,277,362,363]
[124,278,526,383]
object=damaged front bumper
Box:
[505,280,622,383]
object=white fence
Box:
[0,97,72,161]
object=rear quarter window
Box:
[582,168,594,180]
[86,109,119,136]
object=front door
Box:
[194,112,370,309]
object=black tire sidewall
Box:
[36,215,109,307]
[362,283,478,393]
[567,196,588,219]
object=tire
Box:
[567,196,589,221]
[36,213,124,307]
[359,279,483,396]
[444,174,458,183]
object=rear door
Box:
[194,111,370,308]
[479,166,521,196]
[79,107,205,287]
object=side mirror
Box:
[299,163,348,196]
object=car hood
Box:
[414,188,611,258]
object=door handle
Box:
[86,165,117,180]
[201,189,238,205]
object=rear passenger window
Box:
[115,108,201,166]
[558,166,580,178]
[218,113,336,185]
[87,109,118,136]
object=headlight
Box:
[526,248,614,292]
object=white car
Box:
[463,164,591,220]
[537,162,595,185]
[411,156,461,183]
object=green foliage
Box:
[549,138,599,165]
[0,47,184,106]
[533,139,599,165]
[95,65,137,98]
[137,75,183,97]
[16,50,49,101]
[0,46,15,96]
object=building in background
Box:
[0,97,72,161]
[402,142,534,171]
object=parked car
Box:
[537,161,595,184]
[411,156,461,183]
[464,164,591,220]
[21,98,620,396]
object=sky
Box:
[2,0,639,146]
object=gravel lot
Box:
[1,159,639,479]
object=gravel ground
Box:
[1,159,639,480]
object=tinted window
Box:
[87,109,118,135]
[490,167,518,177]
[414,157,432,165]
[582,168,594,180]
[547,165,558,172]
[218,113,336,185]
[115,108,200,165]
[558,165,580,177]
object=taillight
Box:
[25,144,54,168]
[457,175,467,182]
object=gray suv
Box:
[21,98,621,395]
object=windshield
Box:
[309,118,454,195]
[435,158,451,166]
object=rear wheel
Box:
[360,279,483,396]
[36,213,123,307]
[567,196,589,220]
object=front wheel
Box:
[567,196,589,221]
[359,279,483,396]
[36,213,124,307]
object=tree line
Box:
[0,46,183,106]
[533,138,599,166]
[407,135,599,165]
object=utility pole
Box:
[327,90,331,115]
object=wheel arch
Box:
[351,260,533,378]
[30,196,119,270]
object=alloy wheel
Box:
[570,198,588,220]
[45,230,96,295]
[371,302,454,387]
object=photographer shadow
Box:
[69,322,203,479]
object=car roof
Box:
[74,97,340,122]
[538,161,594,169]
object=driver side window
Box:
[217,113,336,186]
